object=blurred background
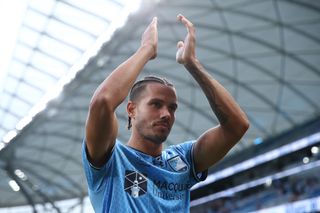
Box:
[0,0,319,212]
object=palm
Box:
[176,15,196,65]
[141,17,158,60]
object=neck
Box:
[127,134,163,157]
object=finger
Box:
[177,14,194,32]
[147,17,157,29]
[152,17,157,27]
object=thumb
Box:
[177,41,184,49]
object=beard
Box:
[143,133,168,145]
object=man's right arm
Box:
[85,17,158,168]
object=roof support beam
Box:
[6,166,38,213]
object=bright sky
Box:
[0,0,141,145]
[0,0,28,92]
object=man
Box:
[82,14,249,212]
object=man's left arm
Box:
[176,14,250,173]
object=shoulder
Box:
[166,140,196,154]
[163,140,197,165]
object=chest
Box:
[112,149,193,199]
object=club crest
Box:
[168,155,188,172]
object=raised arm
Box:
[176,14,249,172]
[85,17,158,167]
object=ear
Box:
[127,101,136,118]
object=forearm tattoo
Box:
[206,88,229,125]
[188,64,229,125]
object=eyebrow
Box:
[149,98,178,108]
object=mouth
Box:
[154,122,170,130]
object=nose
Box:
[160,107,171,120]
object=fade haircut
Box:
[127,75,174,130]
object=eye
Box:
[169,105,177,112]
[151,102,161,108]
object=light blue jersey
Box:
[82,140,207,213]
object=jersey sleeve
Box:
[81,139,116,192]
[175,141,208,184]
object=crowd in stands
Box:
[191,174,320,213]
